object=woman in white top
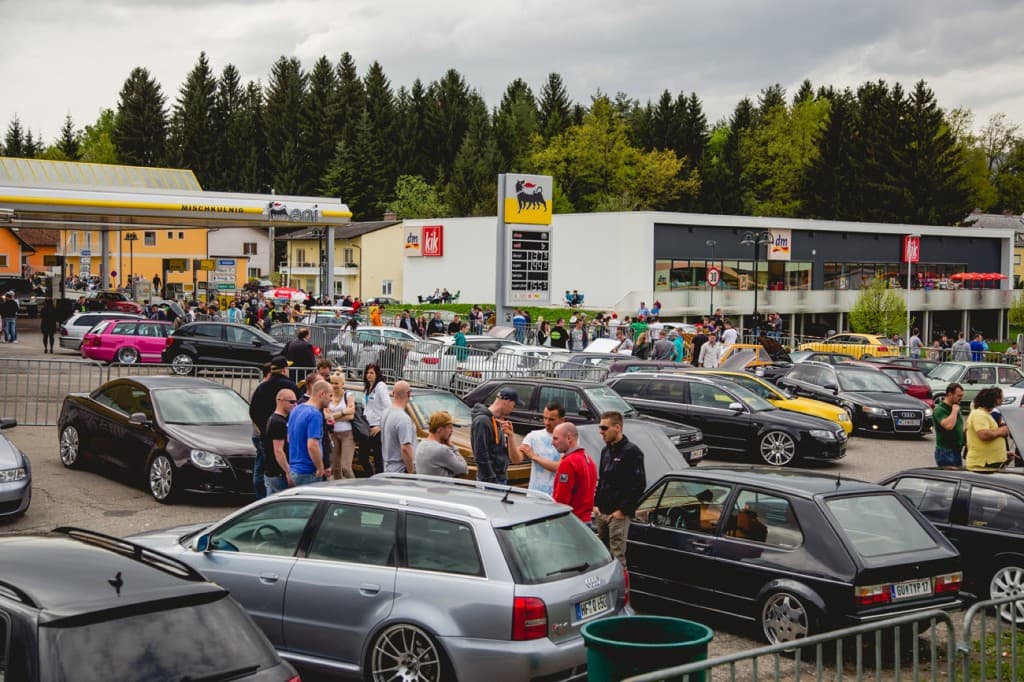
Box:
[360,363,391,475]
[325,375,356,479]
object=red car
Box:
[81,319,174,364]
[843,361,934,407]
[85,290,144,315]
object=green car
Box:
[926,361,1024,405]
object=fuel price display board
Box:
[507,227,551,303]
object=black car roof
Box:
[0,529,218,618]
[476,377,604,388]
[885,467,1024,490]
[660,466,882,499]
[110,376,232,390]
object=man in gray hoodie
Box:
[470,388,522,484]
[951,333,971,361]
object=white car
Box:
[452,345,571,394]
[335,326,422,379]
[402,335,521,388]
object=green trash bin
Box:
[581,615,713,682]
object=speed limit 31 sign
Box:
[706,266,721,287]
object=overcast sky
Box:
[2,0,1022,145]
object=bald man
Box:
[380,380,416,473]
[263,388,297,494]
[550,422,598,523]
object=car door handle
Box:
[690,540,712,553]
[258,572,280,584]
[360,583,382,596]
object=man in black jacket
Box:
[594,411,646,565]
[470,388,522,484]
[249,357,299,499]
[284,327,317,370]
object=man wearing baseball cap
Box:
[470,388,523,484]
[415,411,469,478]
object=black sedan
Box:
[57,377,257,503]
[881,467,1024,622]
[607,372,847,466]
[778,361,933,435]
[162,322,286,375]
[628,467,964,644]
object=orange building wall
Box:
[0,229,23,276]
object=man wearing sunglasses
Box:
[263,388,297,494]
[594,411,646,565]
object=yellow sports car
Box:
[798,333,899,358]
[694,369,854,435]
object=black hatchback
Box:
[162,322,285,374]
[628,467,963,645]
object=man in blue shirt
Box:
[287,379,332,485]
[970,333,988,362]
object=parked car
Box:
[0,527,298,681]
[628,467,963,644]
[80,318,174,364]
[844,361,934,407]
[58,310,146,351]
[881,467,1024,622]
[0,276,44,316]
[128,475,631,681]
[163,321,286,374]
[336,325,422,379]
[926,361,1024,406]
[451,345,571,393]
[57,376,257,502]
[608,372,847,466]
[0,418,30,519]
[862,356,941,376]
[462,378,707,466]
[297,305,357,327]
[778,362,933,436]
[366,296,402,307]
[83,289,145,315]
[555,352,622,380]
[578,420,702,477]
[403,334,523,388]
[799,333,899,358]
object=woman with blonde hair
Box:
[325,375,356,479]
[632,332,652,359]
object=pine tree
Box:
[757,84,787,118]
[647,90,681,152]
[793,79,814,105]
[494,78,538,170]
[426,69,474,180]
[4,116,26,158]
[322,110,388,219]
[446,95,501,216]
[537,72,573,140]
[393,79,433,182]
[237,81,269,193]
[113,67,168,166]
[800,87,858,219]
[302,55,341,195]
[335,52,365,150]
[56,114,81,160]
[362,60,397,197]
[264,56,308,194]
[168,52,218,185]
[678,92,708,170]
[212,64,246,190]
[721,98,755,214]
[24,129,42,158]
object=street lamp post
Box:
[705,239,718,317]
[740,230,773,337]
[124,232,138,300]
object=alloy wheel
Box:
[761,592,810,644]
[149,454,176,502]
[117,346,139,364]
[760,431,797,466]
[370,624,442,682]
[990,565,1024,624]
[59,425,81,468]
[170,353,195,376]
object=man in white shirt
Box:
[699,332,721,368]
[519,403,566,495]
[720,320,738,346]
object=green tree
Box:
[211,64,246,190]
[168,52,218,185]
[995,139,1024,213]
[849,277,908,336]
[3,115,27,157]
[264,56,308,194]
[445,94,501,216]
[23,129,43,158]
[362,60,398,200]
[56,114,81,160]
[79,109,119,164]
[801,87,858,219]
[302,55,341,195]
[537,72,573,141]
[335,52,365,150]
[494,78,538,170]
[394,79,433,181]
[387,174,450,218]
[322,109,388,219]
[1009,293,1024,328]
[426,69,474,179]
[113,66,168,166]
[237,81,270,193]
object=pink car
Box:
[81,319,174,364]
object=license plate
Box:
[689,448,706,462]
[575,593,610,620]
[891,578,932,601]
[896,419,920,427]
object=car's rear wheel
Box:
[59,424,85,468]
[759,430,797,466]
[170,352,196,376]
[117,346,139,364]
[761,591,815,645]
[989,562,1024,625]
[369,623,445,682]
[147,453,179,503]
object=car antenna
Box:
[836,472,842,489]
[501,486,515,504]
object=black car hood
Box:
[757,335,792,363]
[841,391,928,409]
[161,423,256,457]
[749,407,843,431]
[632,413,700,436]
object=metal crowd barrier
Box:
[958,594,1024,681]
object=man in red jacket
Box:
[550,422,597,523]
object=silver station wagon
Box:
[129,474,631,681]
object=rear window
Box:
[496,513,612,584]
[826,494,937,558]
[42,594,279,682]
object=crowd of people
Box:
[932,382,1021,472]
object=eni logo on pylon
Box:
[515,180,546,213]
[503,174,553,225]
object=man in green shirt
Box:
[932,382,965,467]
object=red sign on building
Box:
[422,225,443,257]
[902,235,920,263]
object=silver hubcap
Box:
[761,431,796,466]
[119,347,138,364]
[763,593,809,644]
[59,426,79,466]
[149,456,173,500]
[371,625,441,682]
[991,566,1024,624]
[171,354,193,375]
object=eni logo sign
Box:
[503,174,552,226]
[267,201,321,223]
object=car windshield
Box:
[788,351,813,363]
[496,512,613,584]
[836,369,902,393]
[721,381,775,411]
[929,363,963,382]
[409,392,474,427]
[154,388,251,425]
[826,494,937,558]
[721,349,757,369]
[881,368,928,387]
[584,385,639,417]
[42,593,279,682]
[717,374,783,401]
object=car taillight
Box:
[623,564,630,608]
[165,337,174,347]
[512,596,547,640]
[878,346,889,352]
[421,356,440,364]
[935,571,962,595]
[286,676,301,682]
[854,583,892,606]
[60,327,68,336]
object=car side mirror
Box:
[129,412,151,426]
[0,418,16,430]
[252,339,262,347]
[578,408,592,419]
[728,402,744,412]
[192,533,211,552]
[824,383,838,393]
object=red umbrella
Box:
[264,286,307,302]
[986,273,1009,280]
